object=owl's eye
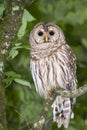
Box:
[38,31,43,36]
[49,31,55,36]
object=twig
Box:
[42,117,53,130]
[33,100,50,130]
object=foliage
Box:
[0,0,7,19]
[2,0,87,130]
[4,71,31,88]
[38,0,87,25]
[17,9,35,39]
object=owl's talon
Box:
[47,90,52,99]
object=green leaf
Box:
[17,9,35,39]
[15,43,22,46]
[9,49,19,59]
[22,45,30,50]
[4,78,13,88]
[0,4,5,19]
[9,42,30,59]
[4,71,21,87]
[22,9,35,22]
[81,38,87,48]
[17,21,27,39]
[9,43,22,59]
[14,78,31,87]
[5,71,21,78]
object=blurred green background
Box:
[1,0,87,130]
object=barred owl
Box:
[29,23,77,128]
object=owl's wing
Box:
[58,43,77,91]
[66,44,77,90]
[52,43,77,128]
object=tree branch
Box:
[52,84,87,99]
[32,84,87,130]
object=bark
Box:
[0,0,25,129]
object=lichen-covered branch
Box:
[52,84,87,99]
[32,84,87,130]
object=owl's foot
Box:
[47,90,52,99]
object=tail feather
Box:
[52,96,74,128]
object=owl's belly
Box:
[30,53,67,98]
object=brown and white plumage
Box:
[29,23,77,128]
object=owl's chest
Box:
[30,52,66,97]
[30,44,60,61]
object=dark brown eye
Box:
[38,31,43,36]
[49,31,55,36]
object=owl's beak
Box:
[44,35,49,42]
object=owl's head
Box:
[29,22,65,48]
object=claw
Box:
[47,90,52,99]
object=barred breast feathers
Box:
[30,43,77,97]
[30,42,66,60]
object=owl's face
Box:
[29,23,65,47]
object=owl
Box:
[29,22,77,128]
